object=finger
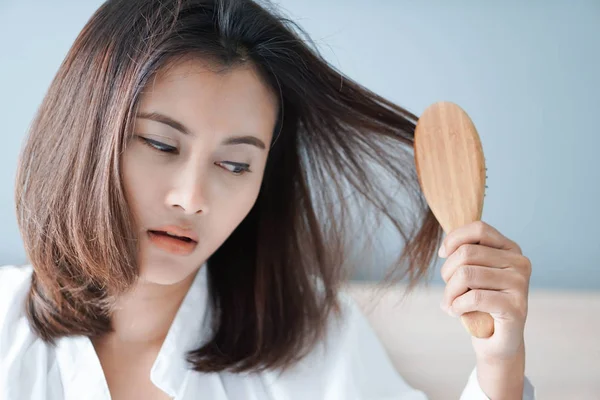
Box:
[439,221,522,258]
[441,265,526,311]
[440,244,525,283]
[450,289,525,321]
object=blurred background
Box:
[1,1,598,399]
[1,0,597,290]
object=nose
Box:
[165,166,209,215]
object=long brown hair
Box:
[15,0,443,373]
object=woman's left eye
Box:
[216,162,252,176]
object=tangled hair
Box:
[14,0,443,373]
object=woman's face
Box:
[121,59,278,285]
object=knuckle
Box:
[514,272,528,291]
[513,297,528,319]
[521,255,532,275]
[471,290,485,306]
[457,244,476,262]
[457,265,476,283]
[510,240,523,254]
[474,220,487,236]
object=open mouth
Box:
[147,230,198,256]
[148,230,197,243]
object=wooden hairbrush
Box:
[414,101,494,339]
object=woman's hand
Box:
[438,221,532,398]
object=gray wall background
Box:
[0,1,598,290]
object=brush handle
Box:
[460,310,494,338]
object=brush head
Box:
[414,101,486,234]
[414,101,494,338]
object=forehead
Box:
[138,58,278,138]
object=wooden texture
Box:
[414,101,493,338]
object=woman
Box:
[0,0,535,398]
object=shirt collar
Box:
[150,263,211,396]
[55,264,211,399]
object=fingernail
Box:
[438,244,447,258]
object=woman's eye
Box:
[136,136,250,176]
[216,162,252,176]
[138,136,177,153]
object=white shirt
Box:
[0,264,535,399]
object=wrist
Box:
[476,344,526,400]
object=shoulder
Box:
[0,263,36,359]
[0,264,58,399]
[0,263,34,330]
[264,289,427,399]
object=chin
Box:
[138,259,201,286]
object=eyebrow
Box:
[137,111,267,150]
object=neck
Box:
[93,269,198,348]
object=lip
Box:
[148,225,199,242]
[147,231,197,256]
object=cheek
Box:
[121,148,166,218]
[209,178,263,236]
